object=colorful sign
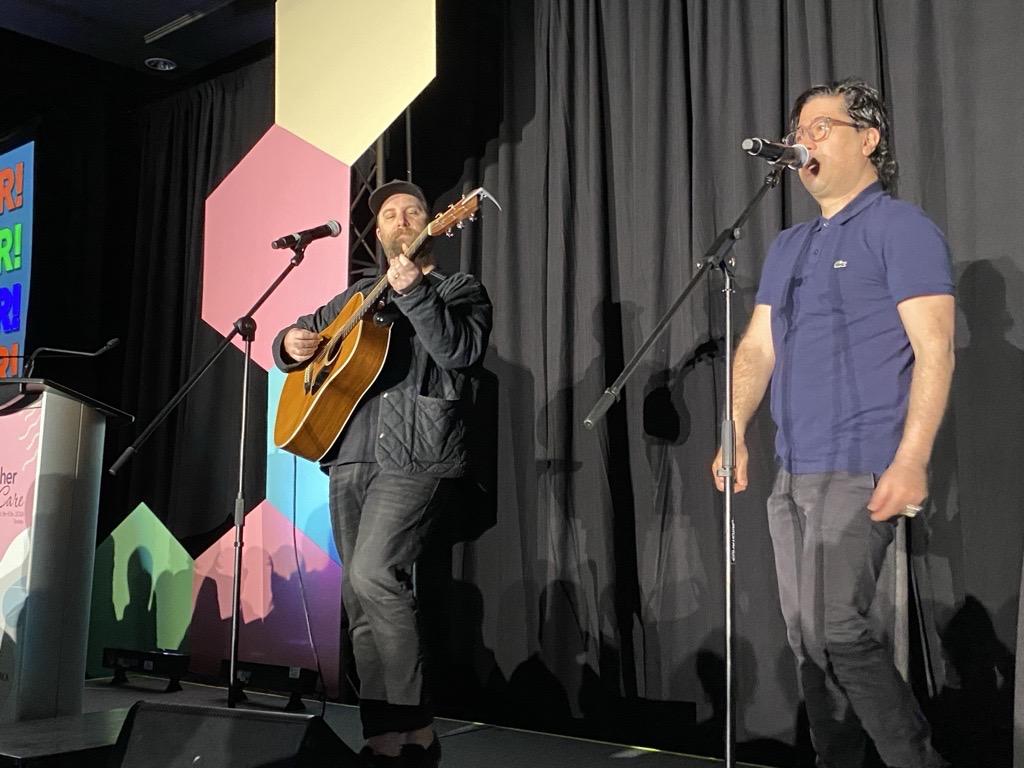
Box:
[0,142,33,379]
[0,404,40,709]
[0,405,38,565]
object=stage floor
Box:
[0,675,765,768]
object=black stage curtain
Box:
[102,1,1024,764]
[107,58,274,546]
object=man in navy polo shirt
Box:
[712,79,954,767]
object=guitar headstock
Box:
[426,187,500,238]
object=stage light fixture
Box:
[102,648,191,693]
[220,659,319,712]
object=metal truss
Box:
[348,108,414,285]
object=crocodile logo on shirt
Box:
[833,260,848,269]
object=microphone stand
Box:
[109,239,313,708]
[584,166,783,768]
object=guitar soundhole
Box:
[311,365,331,392]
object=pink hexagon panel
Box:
[202,124,350,372]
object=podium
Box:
[0,379,131,723]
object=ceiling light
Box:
[144,0,237,44]
[144,57,178,72]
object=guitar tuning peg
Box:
[469,213,477,222]
[445,229,454,237]
[456,221,464,229]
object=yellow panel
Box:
[276,0,436,165]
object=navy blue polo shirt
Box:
[755,182,953,474]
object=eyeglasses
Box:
[784,116,865,146]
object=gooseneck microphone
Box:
[270,220,342,250]
[741,138,809,169]
[23,337,120,378]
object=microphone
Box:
[24,337,120,378]
[741,138,809,169]
[271,220,342,250]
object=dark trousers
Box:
[767,469,944,768]
[329,463,444,739]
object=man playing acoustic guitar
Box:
[273,180,492,768]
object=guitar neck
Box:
[404,227,432,263]
[334,229,432,341]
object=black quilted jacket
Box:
[272,270,492,477]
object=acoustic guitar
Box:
[274,187,494,462]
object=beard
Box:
[381,227,419,260]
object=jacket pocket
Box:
[412,395,467,475]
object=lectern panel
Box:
[0,387,107,723]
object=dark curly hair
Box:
[790,78,899,195]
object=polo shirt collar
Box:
[813,181,885,230]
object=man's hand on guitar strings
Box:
[283,327,321,364]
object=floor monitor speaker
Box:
[107,700,362,767]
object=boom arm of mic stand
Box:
[108,245,309,475]
[583,257,715,429]
[107,330,242,475]
[583,168,782,429]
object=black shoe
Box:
[358,746,405,768]
[400,735,441,768]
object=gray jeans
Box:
[329,463,445,738]
[767,469,944,768]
